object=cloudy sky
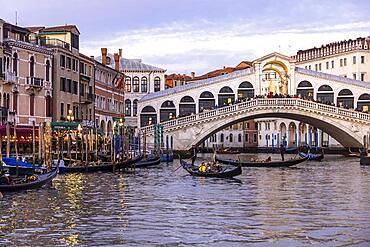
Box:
[1,0,370,74]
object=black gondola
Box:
[133,155,161,168]
[58,154,142,173]
[179,157,242,178]
[299,152,324,161]
[0,166,58,192]
[215,155,307,167]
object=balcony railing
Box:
[3,71,18,84]
[27,77,44,87]
[0,107,16,124]
[29,37,70,50]
[80,93,94,104]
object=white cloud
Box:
[80,20,370,75]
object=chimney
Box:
[119,48,122,58]
[101,48,107,65]
[191,72,195,79]
[114,53,120,71]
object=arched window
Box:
[317,85,334,104]
[29,56,35,77]
[199,91,215,112]
[154,77,161,92]
[297,80,314,99]
[160,100,176,122]
[337,89,354,108]
[229,133,233,142]
[46,60,50,82]
[220,133,224,142]
[133,77,139,92]
[238,133,242,142]
[141,77,148,92]
[133,99,138,116]
[179,96,196,117]
[125,76,131,92]
[297,80,313,88]
[140,106,157,127]
[218,86,235,106]
[13,53,18,76]
[357,93,370,111]
[125,99,131,116]
[238,81,254,100]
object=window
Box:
[125,99,131,116]
[361,73,365,81]
[46,60,50,81]
[361,56,365,64]
[315,64,318,71]
[125,77,131,92]
[13,53,18,76]
[79,62,85,74]
[46,96,52,117]
[344,58,347,66]
[66,79,72,93]
[253,134,257,143]
[72,59,76,71]
[154,77,161,92]
[326,61,329,69]
[73,81,78,94]
[353,56,356,64]
[331,60,334,68]
[133,99,138,116]
[71,33,79,50]
[60,77,66,91]
[229,133,233,142]
[60,103,64,117]
[308,65,311,70]
[66,57,71,69]
[238,134,242,142]
[340,59,343,67]
[133,77,139,92]
[246,122,250,129]
[353,74,357,80]
[318,63,321,71]
[60,55,65,67]
[245,133,249,142]
[29,56,35,77]
[29,95,35,116]
[141,77,148,92]
[220,133,224,142]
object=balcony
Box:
[2,71,18,84]
[26,77,44,89]
[80,93,94,104]
[30,37,70,50]
[0,107,16,124]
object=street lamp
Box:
[66,109,74,122]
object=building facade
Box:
[97,49,166,128]
[1,22,53,125]
[94,52,124,136]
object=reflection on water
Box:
[1,155,370,246]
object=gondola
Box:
[299,152,324,161]
[0,165,58,192]
[179,156,242,178]
[1,157,45,175]
[133,155,161,168]
[58,154,142,174]
[215,155,307,167]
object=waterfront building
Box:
[97,49,166,129]
[28,25,95,126]
[94,49,124,136]
[292,37,370,83]
[1,22,53,125]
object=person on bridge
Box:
[280,143,286,161]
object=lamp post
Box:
[66,109,74,162]
[119,118,124,159]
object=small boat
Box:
[216,148,240,154]
[0,166,58,192]
[345,148,362,158]
[58,154,142,173]
[1,157,44,175]
[215,155,307,167]
[179,157,242,178]
[133,155,161,168]
[299,152,324,161]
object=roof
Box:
[39,25,80,35]
[96,54,166,72]
[253,52,295,63]
[140,67,254,103]
[25,26,45,33]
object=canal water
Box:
[1,154,370,246]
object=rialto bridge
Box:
[138,53,370,150]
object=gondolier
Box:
[280,143,286,161]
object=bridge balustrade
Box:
[141,98,370,133]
